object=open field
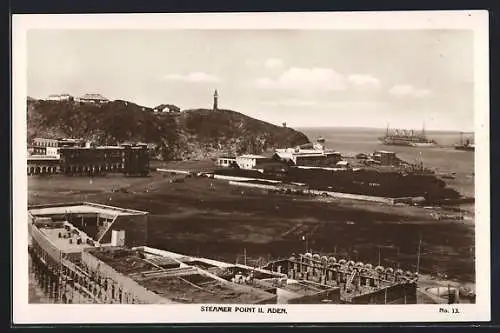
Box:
[28,172,475,284]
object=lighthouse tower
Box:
[213,89,218,111]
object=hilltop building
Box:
[153,104,181,113]
[46,94,74,102]
[76,94,109,104]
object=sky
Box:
[27,29,474,131]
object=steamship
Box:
[379,124,436,148]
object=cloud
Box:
[264,58,284,69]
[389,84,431,98]
[347,74,381,89]
[162,72,221,83]
[255,67,346,92]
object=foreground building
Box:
[28,202,420,305]
[263,254,418,304]
[235,154,272,170]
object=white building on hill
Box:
[46,93,73,101]
[76,94,109,104]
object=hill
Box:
[27,99,310,160]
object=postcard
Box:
[12,10,490,324]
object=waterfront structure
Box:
[275,139,342,167]
[236,154,271,170]
[28,202,419,304]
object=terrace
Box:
[38,225,93,254]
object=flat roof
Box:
[29,202,148,217]
[28,155,60,160]
[89,248,275,304]
[39,227,92,253]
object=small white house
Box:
[235,154,270,170]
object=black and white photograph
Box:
[12,11,490,324]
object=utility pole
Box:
[244,248,247,267]
[416,233,423,274]
[397,247,400,269]
[378,247,381,266]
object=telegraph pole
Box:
[416,233,423,274]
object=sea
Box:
[299,127,475,197]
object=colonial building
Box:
[27,155,60,175]
[32,137,86,148]
[58,144,149,176]
[27,141,149,176]
[76,93,109,104]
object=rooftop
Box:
[29,202,148,217]
[39,226,92,253]
[282,281,334,296]
[80,93,109,100]
[88,247,276,304]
